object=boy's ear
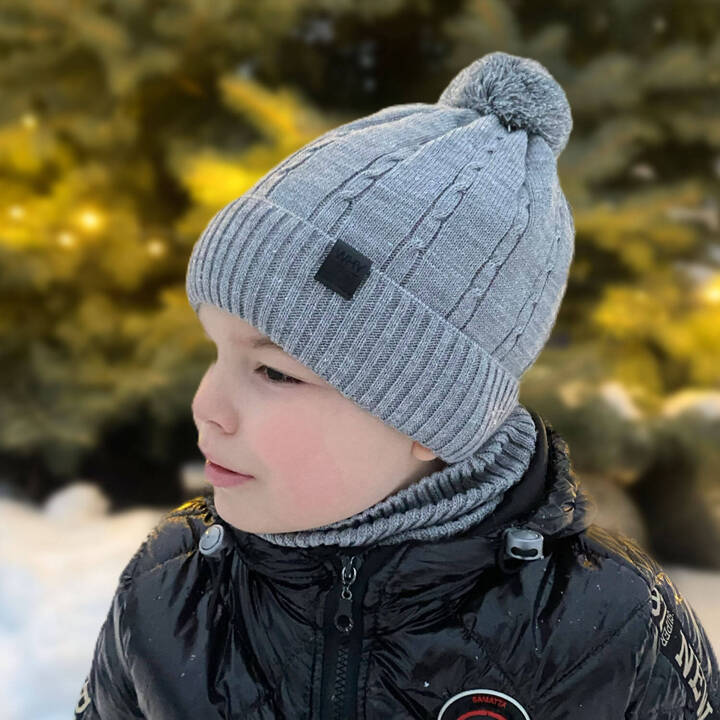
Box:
[411,441,439,462]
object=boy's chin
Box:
[213,489,359,534]
[212,492,290,534]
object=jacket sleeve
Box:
[530,565,719,719]
[74,556,146,718]
[626,571,720,719]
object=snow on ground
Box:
[0,484,164,720]
[2,481,719,720]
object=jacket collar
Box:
[201,410,595,587]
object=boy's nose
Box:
[191,370,237,433]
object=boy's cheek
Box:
[254,411,343,478]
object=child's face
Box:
[192,303,446,534]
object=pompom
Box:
[437,51,573,158]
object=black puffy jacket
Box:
[75,412,719,719]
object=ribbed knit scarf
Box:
[253,403,538,548]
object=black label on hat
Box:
[314,238,372,301]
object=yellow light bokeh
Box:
[699,276,720,305]
[76,208,104,233]
[20,113,38,129]
[146,238,166,257]
[57,231,76,248]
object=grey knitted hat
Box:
[186,51,575,464]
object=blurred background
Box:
[1,0,719,717]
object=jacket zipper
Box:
[319,552,363,720]
[317,545,398,719]
[332,554,359,719]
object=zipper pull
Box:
[333,554,361,634]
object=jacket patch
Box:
[74,676,91,716]
[437,688,530,719]
[651,583,714,719]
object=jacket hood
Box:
[197,411,597,598]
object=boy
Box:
[76,51,719,719]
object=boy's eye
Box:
[257,365,302,385]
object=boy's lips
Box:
[205,460,255,488]
[204,459,256,487]
[199,447,254,477]
[209,461,254,477]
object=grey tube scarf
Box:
[253,403,537,548]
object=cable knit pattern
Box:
[186,51,576,464]
[254,403,537,548]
